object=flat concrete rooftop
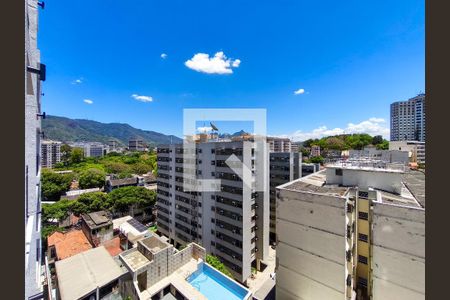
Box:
[280,170,348,197]
[121,248,149,271]
[279,168,425,209]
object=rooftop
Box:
[81,210,112,229]
[279,167,425,209]
[102,236,123,257]
[120,248,149,271]
[48,230,92,260]
[108,177,138,187]
[55,246,125,300]
[280,170,348,197]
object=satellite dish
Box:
[210,122,219,131]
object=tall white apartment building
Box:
[25,0,44,298]
[390,94,426,142]
[156,141,270,283]
[41,140,61,168]
[276,161,425,300]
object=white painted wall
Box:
[371,204,425,300]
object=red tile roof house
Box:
[47,230,92,264]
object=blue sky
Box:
[39,0,424,140]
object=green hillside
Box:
[42,115,182,146]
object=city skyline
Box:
[39,0,424,140]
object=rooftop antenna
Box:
[210,122,219,141]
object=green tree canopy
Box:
[206,254,233,278]
[60,144,72,165]
[41,169,74,201]
[77,192,108,211]
[78,168,106,189]
[70,147,85,164]
[106,186,156,213]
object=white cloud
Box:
[131,94,153,103]
[185,51,241,74]
[280,117,390,141]
[161,53,168,59]
[197,126,213,133]
[294,88,305,95]
[83,99,93,104]
[71,78,83,85]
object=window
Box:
[358,211,369,220]
[211,241,216,246]
[211,172,215,176]
[358,233,368,242]
[211,149,215,154]
[211,218,215,223]
[358,277,368,288]
[211,160,215,165]
[358,255,368,264]
[335,168,343,176]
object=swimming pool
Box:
[187,263,251,300]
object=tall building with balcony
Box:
[390,94,426,142]
[268,152,301,244]
[129,139,145,151]
[41,140,61,168]
[25,0,44,298]
[275,160,425,300]
[267,137,296,152]
[156,141,270,284]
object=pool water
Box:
[187,263,249,300]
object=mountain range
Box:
[42,115,182,146]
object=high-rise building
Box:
[267,137,296,152]
[129,139,145,151]
[311,145,321,157]
[276,160,425,300]
[156,141,269,283]
[268,152,301,244]
[389,141,426,163]
[390,94,426,142]
[25,0,44,298]
[41,140,61,168]
[84,142,105,158]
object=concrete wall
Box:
[25,0,43,298]
[276,189,347,300]
[326,167,403,194]
[371,204,425,300]
[168,246,193,274]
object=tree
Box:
[77,192,108,211]
[41,169,74,201]
[206,254,233,278]
[42,199,73,222]
[41,225,64,239]
[372,135,383,145]
[60,144,72,165]
[376,140,389,150]
[131,162,152,175]
[104,161,132,175]
[78,168,106,189]
[309,155,324,164]
[106,186,156,213]
[70,147,85,164]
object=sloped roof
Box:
[56,246,125,300]
[48,230,92,260]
